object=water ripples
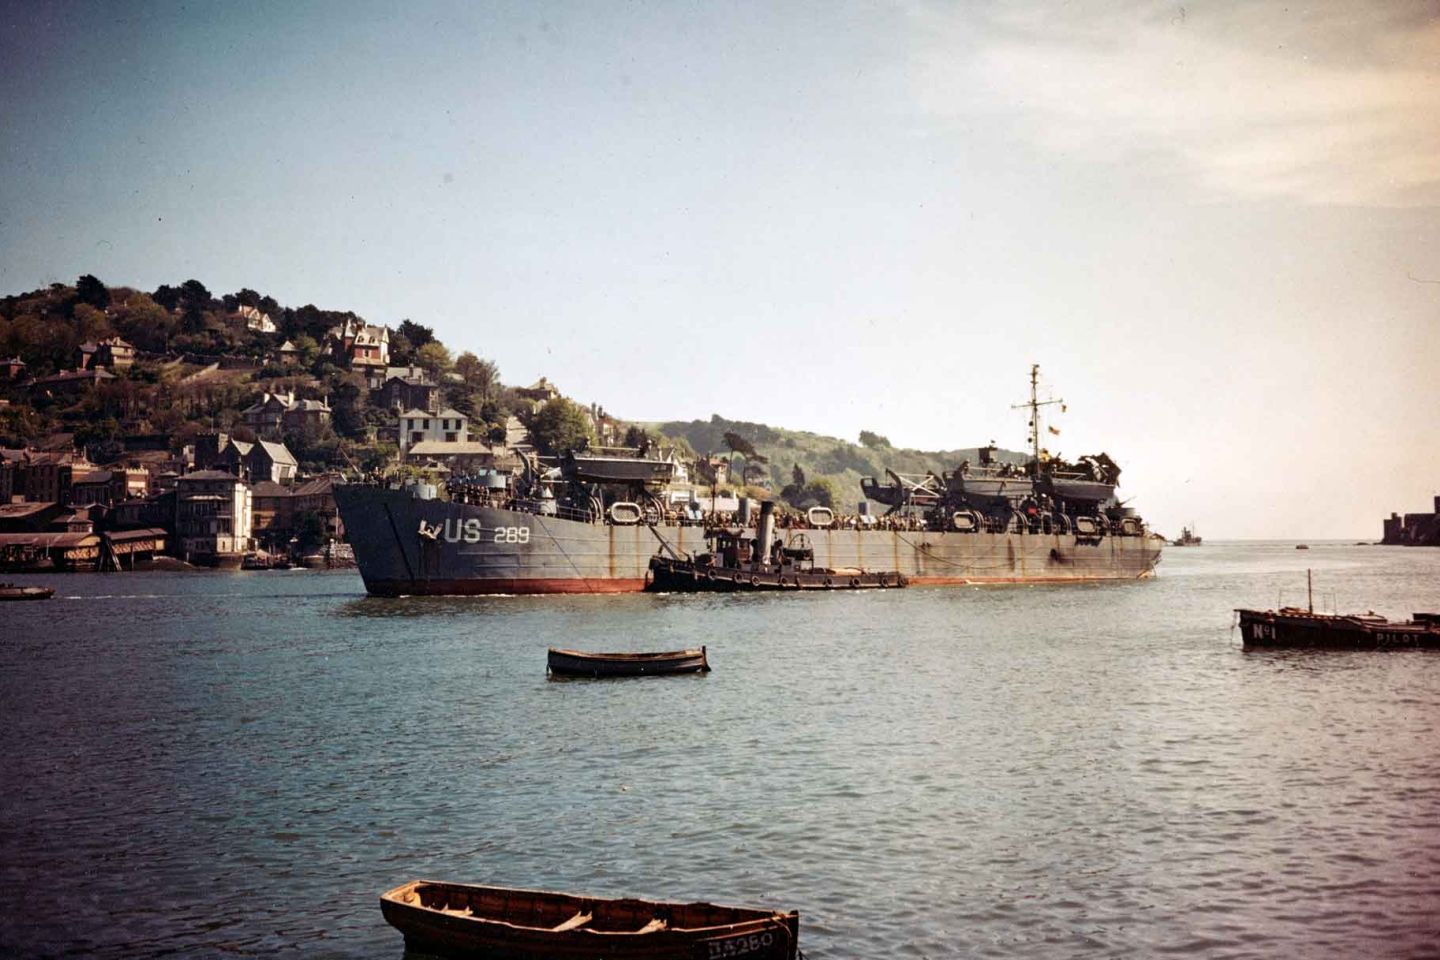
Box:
[2,548,1439,957]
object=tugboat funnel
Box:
[757,500,776,570]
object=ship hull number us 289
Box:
[706,931,777,958]
[429,519,532,544]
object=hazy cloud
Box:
[910,2,1440,207]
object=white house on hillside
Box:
[398,408,468,452]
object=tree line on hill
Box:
[0,276,520,474]
[1,275,1019,506]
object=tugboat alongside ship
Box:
[333,367,1163,596]
[647,501,908,592]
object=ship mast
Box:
[1011,363,1064,475]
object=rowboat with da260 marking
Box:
[547,646,711,677]
[379,879,799,959]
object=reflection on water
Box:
[2,544,1438,959]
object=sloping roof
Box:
[250,480,288,498]
[0,531,99,548]
[253,440,297,466]
[291,399,330,412]
[179,470,242,482]
[0,501,57,519]
[30,368,115,385]
[397,408,434,419]
[104,527,168,542]
[435,408,466,419]
[224,440,255,457]
[406,441,494,456]
[290,476,335,497]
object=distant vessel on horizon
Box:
[1172,525,1202,547]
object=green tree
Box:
[805,477,837,508]
[292,334,320,367]
[388,331,414,366]
[179,279,212,333]
[396,319,434,350]
[112,292,177,352]
[528,397,595,455]
[72,303,114,342]
[622,424,656,451]
[152,284,181,311]
[76,274,109,310]
[722,430,767,474]
[415,341,452,379]
[454,351,500,398]
[858,430,890,449]
[326,375,367,438]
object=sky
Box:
[1,0,1436,539]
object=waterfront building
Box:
[251,475,344,549]
[68,467,129,508]
[1383,496,1440,546]
[174,470,253,566]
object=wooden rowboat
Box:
[0,583,55,601]
[380,879,799,959]
[547,646,710,677]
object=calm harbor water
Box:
[3,542,1439,959]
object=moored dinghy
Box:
[380,879,799,959]
[0,583,55,601]
[547,646,710,677]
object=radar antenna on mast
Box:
[1010,363,1064,473]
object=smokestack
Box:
[757,500,776,570]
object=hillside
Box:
[1,275,1026,506]
[652,414,1027,509]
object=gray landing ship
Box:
[334,369,1162,596]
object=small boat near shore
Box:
[379,879,799,959]
[547,646,710,677]
[0,583,54,601]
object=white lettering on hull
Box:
[439,521,530,545]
